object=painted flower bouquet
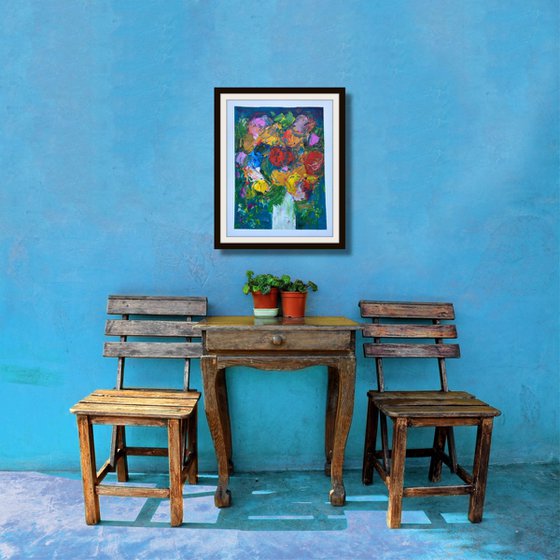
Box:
[234,107,326,231]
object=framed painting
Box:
[214,87,345,249]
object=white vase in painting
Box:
[272,192,296,230]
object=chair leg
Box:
[186,408,198,485]
[76,416,100,525]
[362,398,378,485]
[115,425,129,482]
[446,427,458,473]
[387,418,407,529]
[428,426,447,482]
[380,413,390,473]
[469,418,494,523]
[168,418,184,527]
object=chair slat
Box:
[70,402,195,419]
[362,324,457,339]
[364,343,460,358]
[377,404,501,418]
[105,320,201,338]
[107,295,207,317]
[83,396,199,407]
[91,388,200,399]
[103,342,203,359]
[360,301,454,320]
[368,390,475,400]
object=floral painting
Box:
[215,88,345,249]
[233,106,326,231]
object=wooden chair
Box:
[70,295,207,526]
[359,301,500,528]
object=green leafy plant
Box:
[279,275,318,293]
[242,270,282,295]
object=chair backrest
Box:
[359,300,459,392]
[104,295,208,391]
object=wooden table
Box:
[198,316,360,507]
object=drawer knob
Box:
[271,335,284,346]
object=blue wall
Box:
[1,0,558,471]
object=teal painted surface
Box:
[0,0,558,471]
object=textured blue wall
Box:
[1,0,558,471]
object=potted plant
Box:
[279,275,318,318]
[242,270,282,317]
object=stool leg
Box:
[428,426,447,482]
[76,415,100,525]
[362,398,378,485]
[186,408,198,485]
[168,418,183,527]
[387,418,407,529]
[469,418,494,523]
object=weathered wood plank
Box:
[403,485,472,497]
[364,343,460,358]
[105,320,201,338]
[71,403,195,419]
[91,388,200,399]
[360,301,454,320]
[96,485,170,498]
[408,417,481,427]
[168,418,183,526]
[77,416,100,524]
[369,390,475,400]
[373,397,489,407]
[107,295,207,317]
[469,418,494,522]
[198,316,360,329]
[362,324,457,339]
[103,342,203,359]
[387,418,407,528]
[81,396,199,408]
[96,458,113,483]
[206,330,351,352]
[216,355,346,370]
[87,415,168,427]
[378,404,500,418]
[126,446,168,457]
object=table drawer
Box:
[205,330,352,352]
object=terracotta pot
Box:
[251,288,279,317]
[280,291,307,318]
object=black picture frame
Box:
[214,87,345,249]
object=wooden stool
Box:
[360,301,501,528]
[70,389,199,526]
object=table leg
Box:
[202,356,232,508]
[324,366,339,476]
[216,367,234,475]
[329,355,356,506]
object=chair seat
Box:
[368,390,500,419]
[70,388,200,420]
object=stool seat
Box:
[71,389,200,420]
[70,388,200,527]
[369,390,501,419]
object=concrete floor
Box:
[0,464,558,559]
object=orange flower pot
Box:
[252,288,279,317]
[280,291,307,318]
